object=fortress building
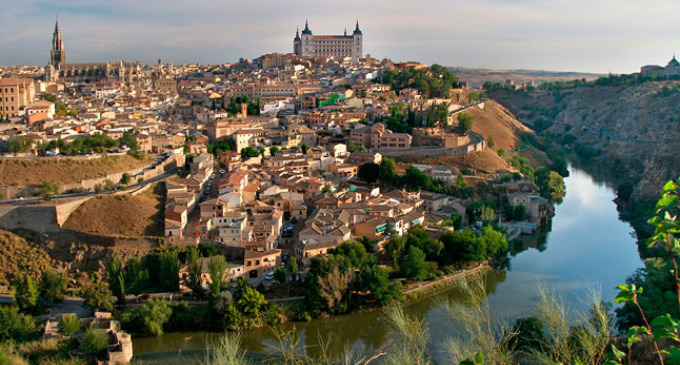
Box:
[294,20,363,61]
[45,19,142,83]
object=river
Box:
[132,166,643,363]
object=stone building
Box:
[0,78,36,118]
[294,20,363,61]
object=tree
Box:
[42,93,57,102]
[107,254,125,305]
[82,278,114,312]
[0,305,36,342]
[275,266,287,284]
[159,250,180,292]
[237,286,267,318]
[288,257,299,280]
[301,143,309,155]
[488,136,495,148]
[13,274,38,313]
[359,265,403,306]
[240,146,259,160]
[137,298,173,336]
[457,113,473,135]
[184,248,204,297]
[401,246,428,280]
[40,269,67,303]
[124,255,149,295]
[379,157,397,183]
[358,162,380,183]
[40,179,59,201]
[120,172,132,185]
[208,255,227,297]
[58,314,81,336]
[317,266,354,311]
[535,168,566,203]
[8,136,32,153]
[270,146,280,155]
[81,327,108,354]
[119,131,139,151]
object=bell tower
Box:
[48,16,65,80]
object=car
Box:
[265,272,275,280]
[220,169,226,174]
[14,196,23,201]
[136,293,152,303]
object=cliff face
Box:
[490,81,680,199]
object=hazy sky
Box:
[0,0,678,73]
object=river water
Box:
[132,166,643,363]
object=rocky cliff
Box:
[490,81,680,199]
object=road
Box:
[0,166,178,206]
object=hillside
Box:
[490,80,680,198]
[397,100,535,175]
[0,154,153,187]
[451,67,603,89]
[63,183,165,236]
[0,229,57,286]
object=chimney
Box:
[241,103,248,117]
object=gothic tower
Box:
[48,17,65,81]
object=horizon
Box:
[1,0,679,74]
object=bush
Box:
[0,306,37,342]
[80,327,108,354]
[58,314,80,336]
[40,269,67,303]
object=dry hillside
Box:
[465,100,534,152]
[0,154,153,187]
[63,183,165,237]
[0,229,57,286]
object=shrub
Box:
[58,314,80,336]
[80,327,108,354]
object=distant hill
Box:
[450,67,603,89]
[489,80,680,199]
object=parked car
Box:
[265,272,275,280]
[136,293,152,303]
[220,169,226,175]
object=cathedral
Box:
[293,20,363,61]
[45,19,143,83]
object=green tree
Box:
[42,93,57,102]
[359,265,403,306]
[535,168,566,203]
[119,131,139,151]
[8,137,32,153]
[124,255,149,295]
[159,250,180,292]
[237,286,267,318]
[138,298,173,336]
[457,113,473,135]
[300,143,309,155]
[208,255,228,297]
[13,274,39,313]
[0,305,36,342]
[401,246,428,280]
[275,266,286,284]
[40,179,59,201]
[379,157,397,183]
[288,257,299,280]
[39,269,67,303]
[240,146,259,160]
[81,327,108,354]
[107,254,125,305]
[82,278,114,312]
[358,162,380,183]
[120,172,132,185]
[270,146,280,155]
[58,314,81,336]
[184,248,204,297]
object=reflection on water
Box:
[133,166,643,363]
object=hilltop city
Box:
[6,17,664,365]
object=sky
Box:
[0,0,678,74]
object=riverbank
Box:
[132,165,643,362]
